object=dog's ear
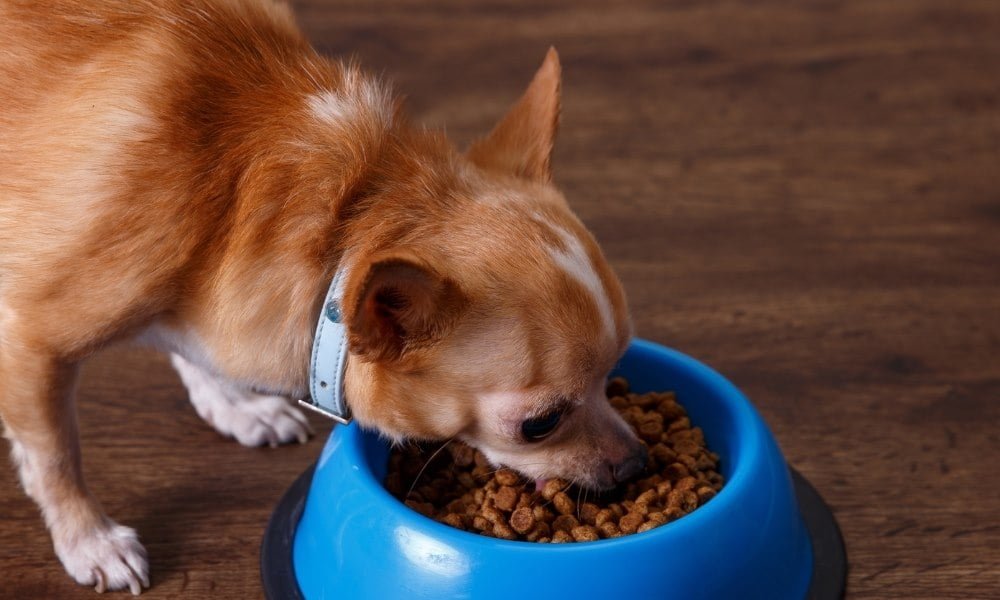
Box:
[344,254,468,363]
[468,47,561,182]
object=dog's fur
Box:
[0,0,644,593]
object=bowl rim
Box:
[266,467,847,600]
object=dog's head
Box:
[340,49,645,490]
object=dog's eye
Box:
[521,409,564,442]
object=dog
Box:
[0,0,646,593]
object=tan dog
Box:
[0,0,645,594]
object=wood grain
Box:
[1,0,998,598]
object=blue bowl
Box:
[265,339,844,599]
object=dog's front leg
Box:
[0,340,149,594]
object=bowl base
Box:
[261,463,846,600]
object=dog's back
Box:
[0,0,383,360]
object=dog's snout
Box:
[613,445,648,483]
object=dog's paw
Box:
[220,393,314,447]
[171,354,314,447]
[55,521,149,595]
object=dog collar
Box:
[298,269,352,424]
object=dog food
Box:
[384,378,724,542]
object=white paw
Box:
[213,393,314,448]
[171,354,313,447]
[55,521,149,595]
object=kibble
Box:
[386,377,725,543]
[493,486,519,511]
[551,530,573,543]
[552,492,575,515]
[509,507,535,534]
[571,525,600,542]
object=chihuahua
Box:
[0,0,646,594]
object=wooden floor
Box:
[2,0,998,598]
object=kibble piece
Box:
[493,522,518,540]
[552,514,580,533]
[696,486,717,503]
[457,472,476,489]
[552,491,575,516]
[667,416,692,433]
[628,501,649,516]
[637,521,660,533]
[417,485,440,503]
[571,525,600,542]
[666,488,698,512]
[663,506,684,522]
[678,453,698,470]
[541,479,567,501]
[594,509,614,527]
[664,462,690,480]
[404,500,434,517]
[694,453,716,471]
[578,502,600,525]
[440,513,465,528]
[509,507,536,534]
[606,376,630,397]
[472,515,492,531]
[533,505,554,522]
[647,511,668,525]
[621,405,645,425]
[619,512,645,534]
[679,490,699,512]
[675,476,697,492]
[657,399,685,421]
[525,522,551,542]
[551,530,573,543]
[635,489,657,506]
[609,395,629,410]
[650,443,677,464]
[636,474,661,494]
[494,468,520,487]
[446,443,474,467]
[471,464,491,481]
[638,419,664,443]
[629,392,658,408]
[598,521,622,538]
[493,486,519,512]
[482,505,506,525]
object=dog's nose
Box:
[613,445,648,483]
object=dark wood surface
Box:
[2,1,998,598]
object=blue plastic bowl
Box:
[266,339,844,599]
